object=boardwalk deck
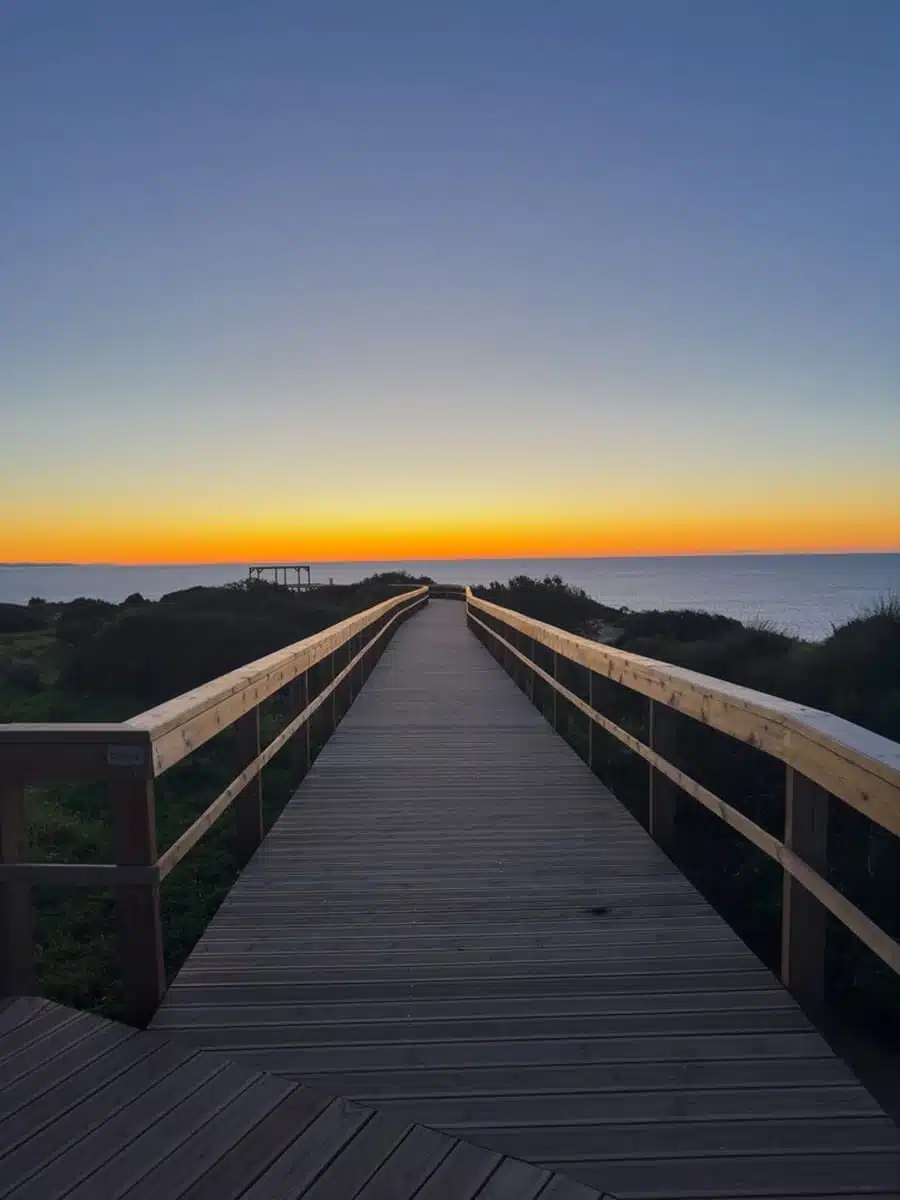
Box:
[153,600,900,1199]
[0,996,597,1199]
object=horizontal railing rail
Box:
[466,588,900,1007]
[0,585,428,1023]
[428,583,467,600]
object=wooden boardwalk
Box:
[153,600,900,1199]
[0,996,599,1199]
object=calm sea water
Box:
[1,555,897,642]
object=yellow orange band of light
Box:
[3,507,898,564]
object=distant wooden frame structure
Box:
[248,563,312,591]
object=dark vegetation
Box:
[0,571,428,1016]
[473,576,900,1046]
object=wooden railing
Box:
[428,583,466,601]
[0,586,428,1024]
[466,588,900,1009]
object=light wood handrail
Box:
[467,590,900,836]
[466,588,900,1002]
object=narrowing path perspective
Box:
[151,600,900,1199]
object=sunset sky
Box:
[3,2,898,563]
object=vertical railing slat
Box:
[234,707,264,866]
[781,767,829,1010]
[112,779,165,1026]
[0,782,34,997]
[648,699,678,848]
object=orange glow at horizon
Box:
[5,506,898,564]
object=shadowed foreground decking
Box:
[0,996,601,1199]
[153,602,900,1199]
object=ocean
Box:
[1,555,897,642]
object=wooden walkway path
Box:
[0,996,600,1199]
[153,601,900,1199]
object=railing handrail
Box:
[0,587,428,780]
[467,589,900,838]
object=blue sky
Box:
[2,1,898,559]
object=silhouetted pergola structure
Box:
[247,564,312,591]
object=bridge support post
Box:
[234,708,264,867]
[781,768,828,1012]
[0,783,34,997]
[552,652,562,734]
[648,700,677,849]
[291,672,311,784]
[587,672,595,771]
[112,779,165,1026]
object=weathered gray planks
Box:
[152,600,900,1198]
[0,997,596,1198]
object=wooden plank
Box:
[239,1097,371,1198]
[298,1111,412,1200]
[553,1152,900,1198]
[539,1176,606,1200]
[411,1140,502,1200]
[0,782,33,995]
[352,1124,456,1199]
[62,1061,260,1200]
[111,779,166,1026]
[473,1117,900,1162]
[0,1004,82,1062]
[0,1036,165,1159]
[0,995,47,1038]
[474,1157,551,1199]
[9,1052,227,1200]
[781,767,829,1011]
[0,1012,99,1088]
[0,1040,196,1194]
[178,1086,331,1200]
[0,1019,137,1125]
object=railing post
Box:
[330,649,338,729]
[234,707,264,866]
[648,699,677,848]
[347,636,357,703]
[111,779,165,1026]
[357,631,366,690]
[552,652,561,733]
[529,638,536,703]
[291,671,311,784]
[0,782,34,997]
[588,670,595,771]
[781,767,828,1011]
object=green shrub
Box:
[0,603,47,634]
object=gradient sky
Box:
[2,1,899,562]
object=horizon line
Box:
[2,549,899,569]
